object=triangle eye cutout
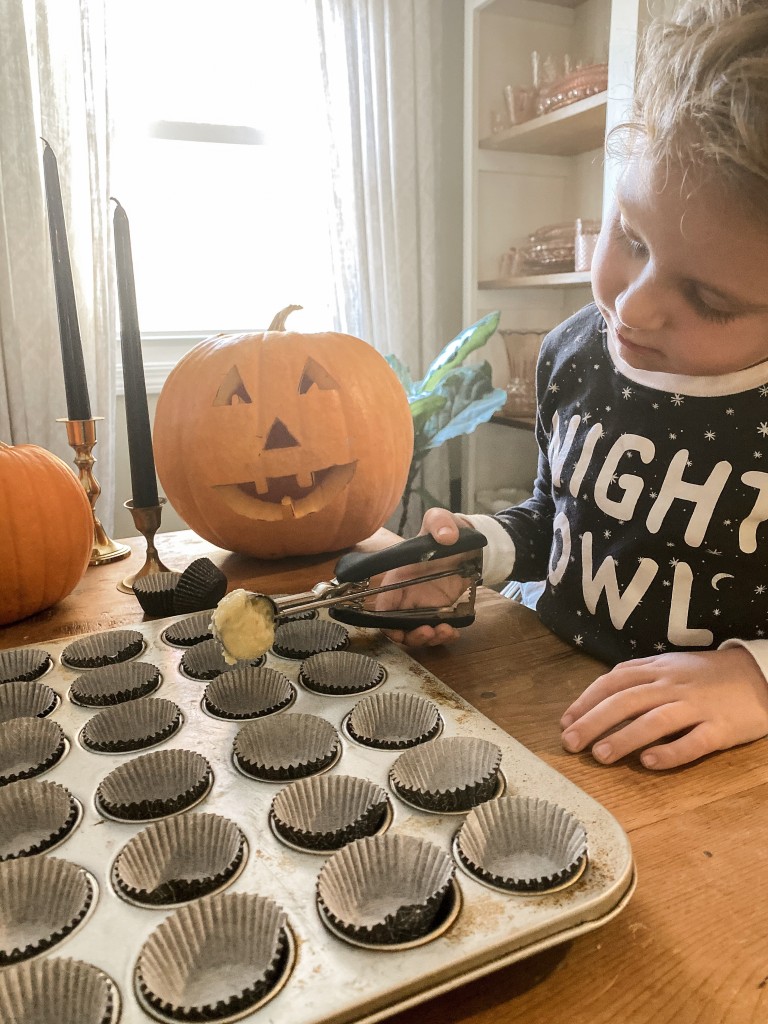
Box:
[299,357,339,394]
[213,366,252,406]
[264,419,300,450]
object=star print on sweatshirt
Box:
[479,303,768,666]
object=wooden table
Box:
[3,531,767,1024]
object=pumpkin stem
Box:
[268,305,303,331]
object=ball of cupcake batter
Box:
[211,590,277,664]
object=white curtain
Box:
[0,0,116,528]
[314,0,464,526]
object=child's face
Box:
[591,153,768,376]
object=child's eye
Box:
[614,220,648,258]
[688,290,738,324]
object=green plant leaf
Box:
[418,311,501,393]
[417,363,507,452]
[410,393,447,425]
[385,353,416,394]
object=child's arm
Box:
[560,646,768,769]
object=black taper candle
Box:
[42,140,91,420]
[113,198,160,508]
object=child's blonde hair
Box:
[621,0,768,215]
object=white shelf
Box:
[479,92,607,156]
[479,271,591,289]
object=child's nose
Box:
[615,270,667,331]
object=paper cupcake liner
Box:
[0,856,95,966]
[69,660,162,707]
[0,956,119,1024]
[112,811,246,906]
[81,697,183,753]
[132,572,182,617]
[0,647,53,684]
[346,692,442,749]
[161,612,214,648]
[135,892,290,1021]
[0,717,66,786]
[203,666,295,721]
[0,680,58,723]
[390,736,502,813]
[180,638,265,681]
[272,620,349,660]
[61,629,144,669]
[233,713,341,781]
[270,774,390,852]
[173,558,228,615]
[96,748,213,822]
[0,780,80,861]
[455,796,589,893]
[298,650,385,696]
[316,834,455,945]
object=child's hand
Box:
[374,508,475,648]
[560,647,768,770]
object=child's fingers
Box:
[422,508,461,544]
[581,702,694,763]
[560,662,660,727]
[561,683,677,753]
[639,724,720,770]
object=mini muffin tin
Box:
[0,614,635,1024]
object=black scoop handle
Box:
[333,527,487,585]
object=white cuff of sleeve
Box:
[719,638,768,685]
[462,513,517,586]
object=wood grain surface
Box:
[2,530,767,1024]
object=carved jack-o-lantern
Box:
[153,307,414,558]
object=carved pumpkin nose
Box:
[264,418,300,451]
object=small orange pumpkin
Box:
[153,306,414,558]
[0,441,93,625]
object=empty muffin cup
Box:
[0,855,95,965]
[69,661,162,707]
[345,692,442,749]
[454,795,588,893]
[161,612,214,648]
[203,666,295,721]
[0,647,52,683]
[0,681,58,723]
[112,811,246,906]
[61,629,144,669]
[390,736,503,813]
[233,713,341,781]
[299,650,385,696]
[80,697,182,753]
[0,718,66,785]
[270,774,390,852]
[172,557,228,614]
[0,956,120,1024]
[135,892,292,1021]
[316,833,456,947]
[272,620,349,659]
[95,748,213,821]
[0,780,80,860]
[132,572,182,616]
[180,638,265,681]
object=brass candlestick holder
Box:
[117,497,172,594]
[60,417,131,566]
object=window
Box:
[107,0,335,336]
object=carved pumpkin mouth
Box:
[213,462,357,521]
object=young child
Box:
[377,0,768,771]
